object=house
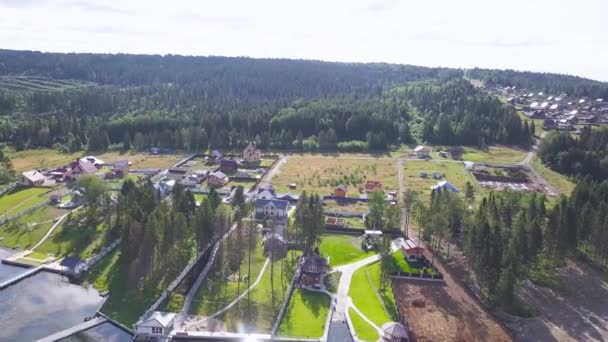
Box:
[263,233,287,260]
[242,142,261,163]
[258,189,277,200]
[207,171,228,187]
[71,159,97,175]
[210,149,223,160]
[60,256,86,276]
[431,181,459,193]
[414,146,430,159]
[449,146,464,160]
[276,193,300,203]
[255,198,289,220]
[20,170,45,186]
[381,322,409,342]
[220,159,238,172]
[334,184,347,197]
[299,254,329,288]
[402,239,424,262]
[257,183,276,195]
[364,180,382,192]
[234,170,250,178]
[135,311,176,338]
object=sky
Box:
[1,0,607,81]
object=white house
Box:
[135,311,176,338]
[431,180,460,193]
[255,198,288,220]
[242,142,261,163]
[20,170,46,186]
[414,145,430,159]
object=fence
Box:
[270,257,302,337]
[0,199,51,225]
[82,240,120,274]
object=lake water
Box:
[0,247,115,341]
[59,322,133,342]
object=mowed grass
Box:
[319,235,374,267]
[272,157,398,196]
[348,262,397,329]
[459,146,527,164]
[0,206,65,249]
[349,308,380,341]
[0,187,51,216]
[35,215,109,259]
[532,157,575,195]
[83,249,170,325]
[277,289,330,338]
[214,251,301,333]
[189,241,268,317]
[324,199,369,214]
[5,148,82,172]
[403,160,481,201]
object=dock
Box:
[36,317,107,342]
[0,264,44,290]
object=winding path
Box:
[183,258,271,330]
[31,206,82,250]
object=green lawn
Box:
[277,289,330,338]
[83,249,172,325]
[391,251,436,275]
[194,193,207,203]
[25,250,50,261]
[319,235,374,267]
[214,250,301,333]
[35,214,109,259]
[349,308,380,341]
[460,146,527,164]
[189,241,268,317]
[0,206,64,249]
[531,157,575,195]
[403,160,481,201]
[260,159,275,168]
[0,187,50,216]
[106,174,142,188]
[348,262,397,328]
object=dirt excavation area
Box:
[507,261,608,342]
[393,278,511,342]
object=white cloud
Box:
[0,0,607,81]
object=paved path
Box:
[30,206,82,250]
[183,258,270,330]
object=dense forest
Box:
[469,68,608,99]
[0,50,538,152]
[538,127,608,181]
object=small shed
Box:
[299,254,329,288]
[220,159,238,171]
[402,239,424,262]
[334,184,347,197]
[135,311,176,338]
[414,146,430,159]
[60,256,86,275]
[431,181,460,193]
[20,170,45,186]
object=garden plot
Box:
[272,157,398,196]
[403,160,479,200]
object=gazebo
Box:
[381,322,409,342]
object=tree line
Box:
[538,126,608,181]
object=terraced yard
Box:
[35,215,109,259]
[0,206,67,250]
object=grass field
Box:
[403,160,480,201]
[459,146,527,164]
[35,215,108,259]
[348,262,397,330]
[272,157,398,196]
[532,157,575,195]
[5,148,82,172]
[83,250,171,325]
[0,206,65,249]
[0,187,51,216]
[277,289,330,338]
[324,200,369,214]
[96,151,183,170]
[214,250,301,333]
[319,235,374,267]
[189,241,268,317]
[391,251,436,275]
[349,308,380,341]
[342,216,366,229]
[260,159,276,168]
